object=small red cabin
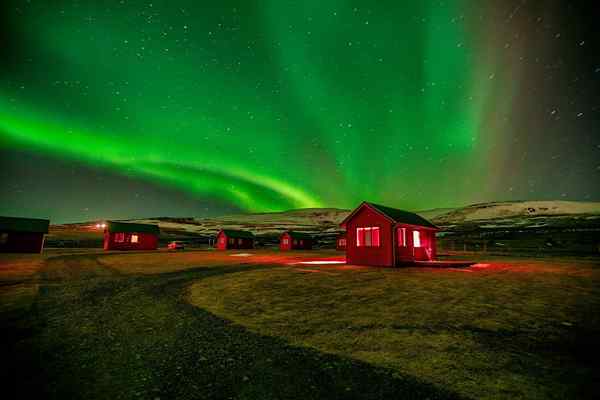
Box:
[340,202,438,267]
[0,216,49,253]
[216,229,254,250]
[280,231,314,251]
[104,221,159,251]
[336,232,347,251]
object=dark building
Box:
[0,216,50,253]
[104,221,159,251]
[216,229,254,250]
[336,232,347,251]
[280,231,314,251]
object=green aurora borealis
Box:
[1,1,599,221]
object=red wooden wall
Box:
[216,232,254,250]
[103,232,158,251]
[345,206,394,267]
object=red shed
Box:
[0,216,49,253]
[280,231,314,251]
[104,221,159,251]
[336,232,347,251]
[340,202,438,267]
[216,229,254,250]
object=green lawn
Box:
[188,258,600,399]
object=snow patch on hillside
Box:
[434,201,600,223]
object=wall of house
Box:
[412,229,437,261]
[216,233,254,250]
[346,206,394,267]
[336,235,347,251]
[396,227,437,262]
[216,232,227,250]
[280,233,292,251]
[0,231,45,253]
[103,232,158,251]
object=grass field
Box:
[188,255,600,399]
[1,249,599,399]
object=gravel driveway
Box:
[3,253,463,399]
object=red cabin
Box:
[280,231,314,251]
[0,216,49,253]
[104,221,159,251]
[216,229,254,250]
[336,232,347,251]
[340,202,438,267]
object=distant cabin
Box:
[0,216,49,253]
[340,202,439,266]
[336,232,347,251]
[104,221,159,251]
[280,231,314,251]
[216,229,254,250]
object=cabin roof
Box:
[220,229,255,239]
[107,221,160,234]
[340,201,438,229]
[0,216,50,233]
[282,231,313,240]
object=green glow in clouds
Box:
[0,0,502,211]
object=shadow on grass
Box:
[3,260,467,400]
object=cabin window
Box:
[339,238,346,246]
[238,238,243,245]
[413,230,421,247]
[356,227,380,247]
[219,237,225,244]
[115,232,125,243]
[282,238,289,245]
[293,239,298,245]
[229,238,234,244]
[398,228,407,247]
[0,233,8,244]
[130,234,139,244]
[299,240,304,245]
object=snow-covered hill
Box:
[433,201,600,231]
[51,200,600,243]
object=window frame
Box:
[398,227,407,247]
[413,230,421,248]
[356,226,381,247]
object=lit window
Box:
[413,230,421,247]
[372,227,380,246]
[339,239,346,246]
[238,238,243,245]
[293,239,298,245]
[398,228,407,247]
[219,237,225,244]
[356,227,380,247]
[0,232,8,244]
[115,232,125,243]
[283,238,289,245]
[229,238,234,244]
[300,240,304,245]
[131,234,139,243]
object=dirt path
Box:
[2,253,464,399]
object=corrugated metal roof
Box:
[0,216,49,233]
[220,229,255,239]
[282,231,313,240]
[107,221,160,234]
[366,202,438,229]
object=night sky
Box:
[1,1,598,223]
